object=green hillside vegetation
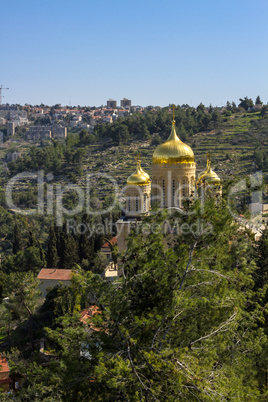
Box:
[0,202,268,400]
[3,104,268,202]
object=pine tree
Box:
[256,95,262,105]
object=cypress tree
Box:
[58,223,79,269]
[27,230,37,248]
[47,225,59,268]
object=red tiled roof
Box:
[101,237,117,249]
[0,357,9,373]
[80,305,101,331]
[38,269,72,281]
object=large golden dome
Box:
[152,121,194,164]
[127,161,151,186]
[198,154,221,185]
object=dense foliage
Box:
[0,201,268,400]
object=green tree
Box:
[79,214,95,268]
[27,230,37,248]
[47,225,59,268]
[260,105,268,119]
[256,95,262,105]
[197,103,205,113]
[226,100,232,110]
[211,110,220,127]
[58,226,79,269]
[239,96,254,111]
[3,246,46,275]
[6,272,41,350]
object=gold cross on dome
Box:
[135,152,141,165]
[171,104,178,122]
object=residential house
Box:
[37,268,72,297]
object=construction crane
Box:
[0,85,9,105]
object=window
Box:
[182,179,186,197]
[144,194,147,211]
[162,180,165,207]
[128,196,131,211]
[172,179,175,206]
[135,195,139,212]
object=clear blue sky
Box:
[1,0,268,107]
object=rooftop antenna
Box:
[0,86,9,105]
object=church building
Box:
[116,114,221,255]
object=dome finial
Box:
[206,152,211,171]
[135,152,141,167]
[171,104,177,124]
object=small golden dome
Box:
[152,121,194,164]
[127,161,151,186]
[198,153,221,185]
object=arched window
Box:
[128,196,131,212]
[182,178,189,197]
[143,194,147,212]
[176,181,180,207]
[135,195,139,212]
[182,179,186,197]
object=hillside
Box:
[77,112,268,194]
[1,109,267,207]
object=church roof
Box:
[153,121,195,164]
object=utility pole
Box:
[0,86,9,105]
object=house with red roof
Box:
[37,268,72,297]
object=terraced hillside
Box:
[0,111,267,206]
[77,112,268,195]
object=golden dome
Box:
[152,121,194,164]
[127,161,151,186]
[198,153,221,185]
